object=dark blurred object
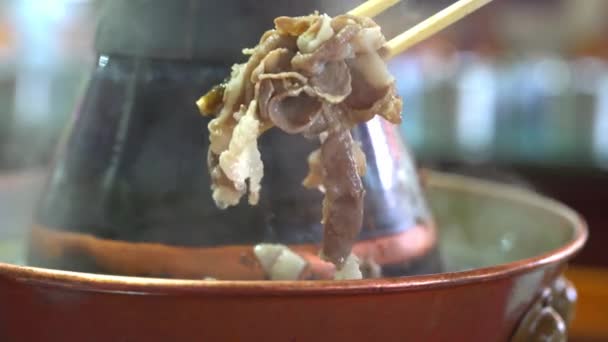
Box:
[94,0,351,61]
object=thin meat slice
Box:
[291,24,360,75]
[320,128,365,266]
[309,61,352,104]
[267,87,323,134]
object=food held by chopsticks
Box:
[197,12,401,277]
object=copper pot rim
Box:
[0,171,587,296]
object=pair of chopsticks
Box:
[348,0,495,59]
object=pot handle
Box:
[511,275,576,342]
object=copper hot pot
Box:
[0,172,587,341]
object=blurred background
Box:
[0,0,606,339]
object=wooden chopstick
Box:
[384,0,496,59]
[348,0,401,18]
